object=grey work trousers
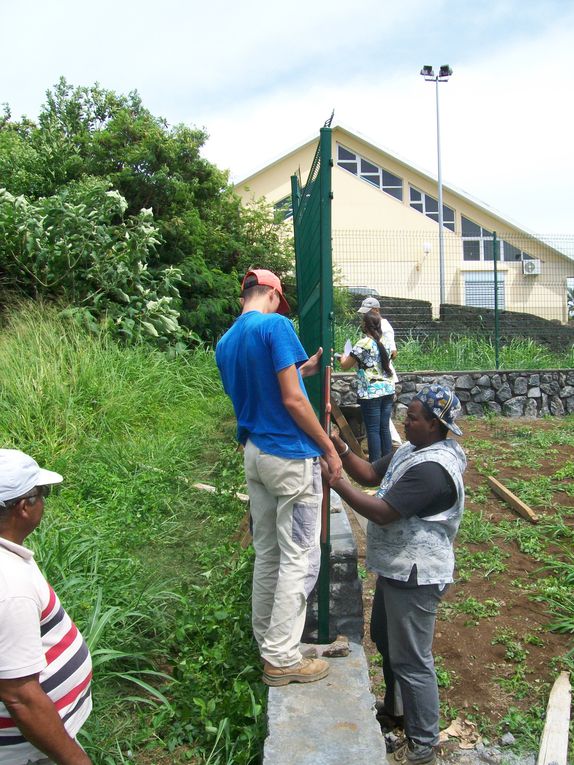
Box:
[370,575,447,747]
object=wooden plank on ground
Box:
[536,671,571,765]
[192,482,252,548]
[331,401,365,458]
[192,482,249,502]
[487,476,539,524]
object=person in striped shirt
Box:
[0,449,93,765]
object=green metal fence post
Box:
[317,126,333,643]
[493,232,500,370]
[291,124,334,644]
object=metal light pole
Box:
[420,65,453,306]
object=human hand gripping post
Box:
[321,364,332,544]
[300,346,323,378]
[322,358,342,484]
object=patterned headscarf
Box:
[415,384,463,436]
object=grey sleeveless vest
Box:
[366,439,467,584]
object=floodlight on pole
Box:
[420,64,453,305]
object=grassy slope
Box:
[0,304,263,765]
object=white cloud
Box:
[1,0,573,234]
[202,8,574,235]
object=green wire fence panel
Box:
[291,125,334,643]
[291,126,334,415]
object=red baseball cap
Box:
[241,269,291,315]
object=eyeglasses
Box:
[22,485,52,501]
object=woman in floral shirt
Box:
[340,313,396,461]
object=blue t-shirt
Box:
[215,311,322,459]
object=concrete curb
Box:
[263,642,386,764]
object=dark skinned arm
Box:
[330,431,390,487]
[328,473,401,526]
[0,675,92,765]
[326,432,398,524]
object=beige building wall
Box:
[236,140,317,205]
[235,127,574,323]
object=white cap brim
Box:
[36,468,64,486]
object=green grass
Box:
[439,596,502,623]
[491,628,528,663]
[332,320,574,371]
[0,303,262,765]
[453,415,574,756]
[434,655,455,689]
[455,546,508,582]
[457,507,496,543]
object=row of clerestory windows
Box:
[337,144,457,231]
[273,146,535,264]
[336,144,535,262]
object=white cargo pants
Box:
[243,439,322,667]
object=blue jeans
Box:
[359,394,394,462]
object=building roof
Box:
[236,124,573,262]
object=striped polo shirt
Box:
[0,537,92,765]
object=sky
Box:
[1,0,574,237]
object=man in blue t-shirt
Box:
[216,269,341,687]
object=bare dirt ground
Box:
[349,416,574,748]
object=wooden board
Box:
[487,476,539,524]
[537,671,571,765]
[192,482,252,548]
[192,482,249,502]
[330,401,365,458]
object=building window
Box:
[336,144,403,201]
[274,195,293,221]
[409,186,455,231]
[462,216,535,262]
[500,239,534,262]
[464,272,506,309]
[462,216,494,261]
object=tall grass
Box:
[0,303,262,764]
[332,319,574,371]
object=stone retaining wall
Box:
[332,369,574,419]
[303,508,363,644]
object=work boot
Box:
[391,738,436,765]
[262,657,329,687]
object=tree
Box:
[0,79,294,342]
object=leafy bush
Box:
[0,182,192,348]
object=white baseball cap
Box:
[0,449,63,506]
[357,297,380,313]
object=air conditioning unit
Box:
[523,259,541,276]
